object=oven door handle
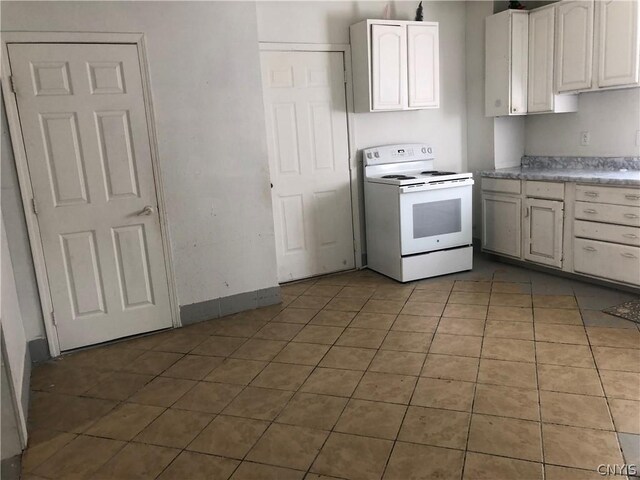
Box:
[400,178,475,193]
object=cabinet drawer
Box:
[574,201,640,227]
[525,181,564,200]
[574,220,640,247]
[576,184,640,206]
[574,238,640,286]
[481,177,521,194]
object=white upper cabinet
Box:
[407,24,440,108]
[555,0,594,92]
[371,24,407,110]
[528,6,578,113]
[350,19,440,112]
[485,10,529,117]
[528,7,556,111]
[595,0,640,88]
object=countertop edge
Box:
[479,169,640,187]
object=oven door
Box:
[399,181,473,255]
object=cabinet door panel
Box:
[407,24,439,108]
[371,24,407,110]
[597,0,640,87]
[482,194,521,258]
[556,0,594,92]
[528,7,555,112]
[524,198,564,268]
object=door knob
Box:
[137,205,155,216]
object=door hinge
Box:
[8,75,16,94]
[51,311,57,326]
[31,198,38,215]
[344,70,348,84]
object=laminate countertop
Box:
[480,167,640,186]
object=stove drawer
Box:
[574,238,640,286]
[574,201,640,227]
[574,220,640,246]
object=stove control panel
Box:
[363,144,434,166]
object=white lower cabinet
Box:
[482,191,522,258]
[523,198,564,267]
[482,178,640,287]
[574,238,640,285]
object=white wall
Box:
[257,1,469,174]
[1,216,29,443]
[1,2,279,314]
[525,88,640,156]
[465,1,496,237]
[1,94,45,341]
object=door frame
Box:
[259,42,363,275]
[1,32,180,357]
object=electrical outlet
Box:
[580,131,590,146]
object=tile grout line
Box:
[576,280,628,468]
[531,288,546,480]
[301,276,421,478]
[459,272,494,480]
[27,269,638,479]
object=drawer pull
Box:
[622,233,638,239]
[583,246,597,252]
[625,194,640,200]
[583,209,597,214]
[584,191,599,197]
[624,213,639,219]
[621,252,637,259]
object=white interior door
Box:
[260,50,355,282]
[8,43,172,351]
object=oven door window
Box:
[412,199,462,238]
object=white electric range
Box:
[363,143,474,282]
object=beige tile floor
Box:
[21,257,640,480]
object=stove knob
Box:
[421,147,426,154]
[427,147,433,154]
[366,152,372,159]
[374,151,380,158]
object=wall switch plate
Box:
[580,131,590,146]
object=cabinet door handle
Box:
[524,206,530,217]
[582,246,597,252]
[584,191,599,197]
[621,252,637,259]
[583,209,597,214]
[624,213,639,219]
[622,233,638,239]
[625,194,640,200]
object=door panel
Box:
[482,194,522,258]
[524,198,564,268]
[261,51,355,282]
[407,24,439,108]
[528,7,555,112]
[597,0,640,87]
[9,43,172,350]
[556,0,594,92]
[371,25,407,110]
